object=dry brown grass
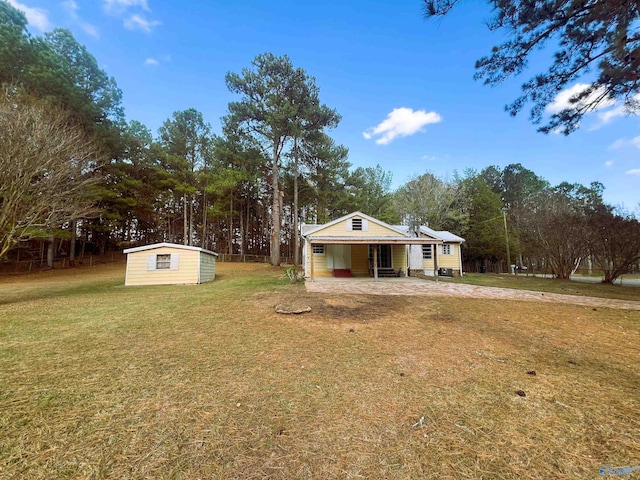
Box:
[1,262,639,479]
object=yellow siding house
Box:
[123,243,218,286]
[301,212,464,281]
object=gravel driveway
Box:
[305,277,640,311]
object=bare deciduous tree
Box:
[0,90,100,261]
[588,208,640,284]
[527,191,588,279]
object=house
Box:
[123,242,218,286]
[301,212,464,281]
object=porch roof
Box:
[308,236,442,245]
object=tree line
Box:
[395,166,640,283]
[1,1,638,282]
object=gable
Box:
[307,213,406,238]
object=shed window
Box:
[442,244,452,255]
[352,218,363,231]
[313,245,324,254]
[147,253,179,271]
[156,254,171,269]
[422,245,432,259]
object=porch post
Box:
[434,242,439,283]
[310,243,315,282]
[405,244,409,277]
[373,244,378,281]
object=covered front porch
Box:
[306,238,442,282]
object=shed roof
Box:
[123,242,218,256]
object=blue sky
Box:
[9,0,640,209]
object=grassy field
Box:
[1,262,639,479]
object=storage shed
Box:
[123,243,218,286]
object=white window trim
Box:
[147,253,180,270]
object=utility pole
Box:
[503,209,512,274]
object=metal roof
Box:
[300,212,465,243]
[308,236,441,245]
[392,225,465,243]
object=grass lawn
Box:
[439,272,640,302]
[1,262,639,479]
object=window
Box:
[351,218,363,231]
[147,253,178,271]
[442,244,452,255]
[422,245,432,259]
[313,245,324,255]
[156,254,171,269]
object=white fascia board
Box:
[308,236,442,244]
[303,211,408,237]
[123,242,219,256]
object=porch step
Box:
[332,269,353,278]
[372,268,401,277]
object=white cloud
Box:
[363,107,442,145]
[625,169,640,176]
[62,0,78,16]
[604,160,614,167]
[608,135,640,150]
[104,0,149,13]
[103,0,159,33]
[595,95,640,127]
[597,103,628,125]
[546,83,615,114]
[421,155,437,161]
[609,138,626,150]
[144,58,159,66]
[549,86,639,130]
[124,13,161,32]
[81,23,99,37]
[62,0,99,38]
[7,0,51,31]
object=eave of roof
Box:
[303,211,407,237]
[308,236,442,245]
[123,242,219,256]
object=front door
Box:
[369,244,392,268]
[327,245,351,269]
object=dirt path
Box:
[305,278,640,311]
